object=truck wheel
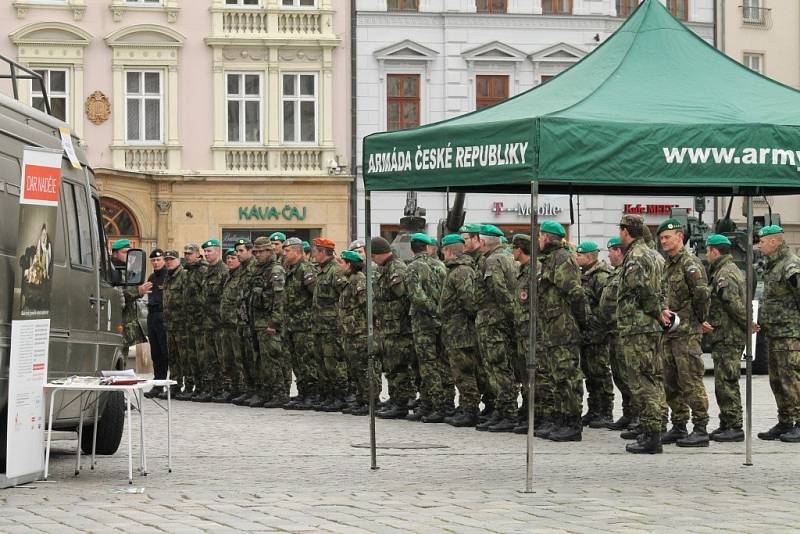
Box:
[752,331,769,375]
[80,392,125,455]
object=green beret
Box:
[111,239,131,251]
[540,221,566,237]
[340,250,363,263]
[269,232,286,241]
[459,223,482,234]
[224,248,237,258]
[500,236,509,244]
[479,224,504,237]
[607,237,623,249]
[302,240,310,251]
[425,235,438,246]
[759,225,784,237]
[235,238,252,247]
[656,218,683,235]
[202,239,221,249]
[576,241,599,253]
[706,234,731,247]
[410,233,430,243]
[441,234,465,246]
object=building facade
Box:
[355,0,715,249]
[2,0,353,251]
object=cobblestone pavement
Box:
[2,375,799,533]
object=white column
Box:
[112,65,125,169]
[72,64,85,140]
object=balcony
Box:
[112,144,182,173]
[213,146,336,176]
[740,5,771,28]
[210,6,336,42]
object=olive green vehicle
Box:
[0,59,145,478]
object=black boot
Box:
[376,404,408,419]
[512,420,529,434]
[212,390,233,403]
[262,397,287,409]
[606,415,631,431]
[714,427,744,442]
[534,418,558,439]
[549,419,582,442]
[143,386,161,399]
[709,424,727,439]
[757,422,794,441]
[246,394,265,408]
[194,391,214,403]
[661,423,688,444]
[588,415,613,429]
[322,398,347,413]
[421,412,445,424]
[626,431,663,454]
[779,422,800,443]
[620,425,644,440]
[475,412,502,431]
[231,393,250,406]
[676,424,710,447]
[487,418,517,433]
[580,412,595,427]
[447,412,478,427]
[283,395,304,409]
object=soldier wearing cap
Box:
[474,224,519,432]
[270,232,286,261]
[617,214,668,453]
[179,243,209,401]
[142,249,169,398]
[201,239,229,402]
[755,225,800,443]
[110,239,146,359]
[249,237,287,408]
[575,240,615,429]
[231,238,261,406]
[405,233,448,422]
[283,236,320,409]
[424,234,456,413]
[599,237,637,431]
[163,250,187,398]
[657,218,711,448]
[349,239,366,258]
[216,248,246,401]
[303,241,312,262]
[701,234,746,442]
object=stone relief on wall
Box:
[85,91,110,125]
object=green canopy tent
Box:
[360,0,800,489]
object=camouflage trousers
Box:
[767,337,800,424]
[237,326,258,395]
[580,341,615,418]
[711,343,743,429]
[287,330,317,398]
[438,342,456,409]
[544,344,583,421]
[376,331,416,407]
[663,334,709,427]
[219,324,243,393]
[622,332,667,433]
[316,331,348,399]
[516,335,555,420]
[186,328,205,391]
[413,329,447,411]
[342,333,379,404]
[477,325,518,419]
[256,328,286,400]
[204,328,223,393]
[445,345,481,414]
[608,334,635,419]
[165,326,185,386]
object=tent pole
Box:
[744,194,754,466]
[524,180,539,493]
[366,190,378,470]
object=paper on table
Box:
[101,369,136,378]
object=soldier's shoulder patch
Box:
[389,273,403,286]
[716,277,729,289]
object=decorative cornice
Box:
[10,21,93,47]
[105,24,186,48]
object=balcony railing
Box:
[212,7,334,40]
[124,146,169,172]
[740,5,772,28]
[215,146,334,175]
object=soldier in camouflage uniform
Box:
[657,218,711,447]
[702,234,746,442]
[180,243,208,400]
[372,236,416,419]
[163,250,187,398]
[110,239,147,361]
[217,249,246,401]
[599,237,637,431]
[270,232,286,263]
[311,238,348,411]
[283,237,319,410]
[424,235,456,412]
[474,224,519,433]
[250,237,288,408]
[201,240,229,402]
[575,241,614,428]
[755,225,800,443]
[617,214,668,454]
[232,239,260,406]
[405,233,447,422]
[438,235,481,427]
[534,222,588,442]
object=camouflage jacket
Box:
[663,247,710,337]
[426,254,448,283]
[163,265,187,327]
[598,267,621,335]
[220,265,247,327]
[760,242,800,339]
[202,259,228,328]
[338,271,367,337]
[374,254,411,336]
[183,259,208,330]
[514,259,533,339]
[438,254,477,349]
[581,259,612,344]
[705,254,747,347]
[111,258,146,345]
[617,238,663,337]
[475,245,518,329]
[312,258,340,333]
[284,258,317,333]
[538,244,588,347]
[251,258,285,330]
[407,252,444,332]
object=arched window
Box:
[101,197,140,247]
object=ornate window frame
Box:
[374,40,437,131]
[12,0,86,21]
[110,0,180,24]
[462,41,526,111]
[528,42,586,85]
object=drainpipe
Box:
[349,0,358,241]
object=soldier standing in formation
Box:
[201,239,228,403]
[180,244,208,400]
[142,249,168,398]
[163,250,186,399]
[338,250,372,415]
[217,249,246,403]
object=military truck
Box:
[0,57,145,476]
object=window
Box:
[616,0,638,17]
[125,71,162,143]
[386,74,419,131]
[476,0,506,13]
[742,0,767,25]
[101,197,140,242]
[541,0,571,14]
[743,53,763,74]
[666,0,688,20]
[476,75,508,110]
[64,182,94,268]
[540,75,554,84]
[387,0,417,11]
[225,0,259,5]
[226,73,261,144]
[282,0,315,6]
[31,68,68,122]
[282,73,317,144]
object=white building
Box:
[355,0,715,249]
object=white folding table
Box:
[43,379,176,484]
